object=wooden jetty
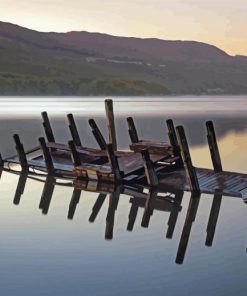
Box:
[2,99,247,202]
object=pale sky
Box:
[0,0,246,55]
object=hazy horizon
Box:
[0,0,246,56]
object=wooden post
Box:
[41,111,55,143]
[89,193,107,222]
[127,117,139,143]
[176,191,201,264]
[88,119,107,150]
[68,188,81,220]
[13,171,28,205]
[13,134,28,171]
[166,119,180,157]
[0,153,3,168]
[206,190,222,246]
[67,114,82,147]
[105,99,117,151]
[39,137,54,174]
[141,149,158,187]
[106,144,122,182]
[206,121,222,172]
[68,140,81,167]
[176,126,200,192]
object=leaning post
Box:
[39,137,54,174]
[206,121,222,172]
[141,149,159,187]
[176,126,200,192]
[127,117,139,144]
[67,114,82,147]
[13,134,28,171]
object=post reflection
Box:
[7,170,239,265]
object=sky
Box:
[0,0,246,56]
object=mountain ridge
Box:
[0,21,247,95]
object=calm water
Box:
[0,96,247,295]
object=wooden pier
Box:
[2,99,247,202]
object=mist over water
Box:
[0,96,247,295]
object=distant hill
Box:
[0,21,247,95]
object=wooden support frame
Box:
[67,114,82,147]
[39,137,54,174]
[141,149,159,187]
[68,140,81,167]
[176,126,200,192]
[41,111,55,143]
[88,119,107,150]
[13,134,28,171]
[127,117,139,144]
[206,121,222,172]
[105,99,117,151]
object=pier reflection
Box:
[6,170,242,265]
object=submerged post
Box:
[176,126,200,192]
[13,134,28,171]
[141,149,159,187]
[41,112,55,143]
[67,114,82,147]
[68,140,81,167]
[105,99,117,151]
[106,144,122,182]
[206,121,222,172]
[88,119,107,150]
[127,117,139,144]
[39,137,54,174]
[166,119,180,157]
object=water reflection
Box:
[5,169,246,265]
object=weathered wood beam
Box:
[166,119,180,157]
[141,149,159,187]
[176,126,200,192]
[206,121,222,172]
[127,117,139,144]
[41,112,55,143]
[13,134,28,171]
[68,140,81,167]
[105,99,117,151]
[127,201,139,231]
[88,119,107,150]
[106,144,122,182]
[39,137,54,174]
[67,113,82,147]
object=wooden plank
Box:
[130,140,173,156]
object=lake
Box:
[0,96,246,295]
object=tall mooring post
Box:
[176,126,200,192]
[206,121,222,172]
[105,99,117,151]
